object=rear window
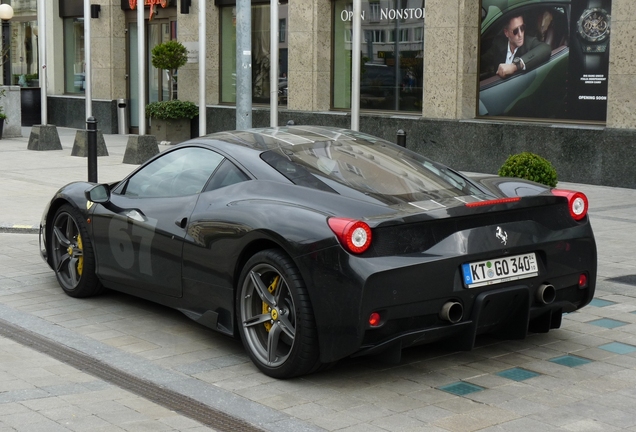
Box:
[260,136,484,205]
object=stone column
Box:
[92,1,126,101]
[606,0,636,129]
[422,0,460,119]
[457,0,478,119]
[49,0,65,94]
[288,0,331,111]
[178,2,219,106]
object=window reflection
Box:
[333,0,425,112]
[63,17,85,94]
[220,3,288,106]
[9,0,38,87]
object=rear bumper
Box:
[353,285,585,357]
[299,230,596,363]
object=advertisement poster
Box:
[478,0,611,122]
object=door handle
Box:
[175,217,188,229]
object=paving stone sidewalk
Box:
[1,127,636,431]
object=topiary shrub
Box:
[146,100,199,120]
[498,152,558,187]
[151,40,188,100]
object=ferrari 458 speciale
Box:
[40,126,596,378]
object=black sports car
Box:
[39,126,597,378]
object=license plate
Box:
[461,253,538,288]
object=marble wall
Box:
[48,97,117,133]
[177,1,219,107]
[1,86,22,137]
[422,0,460,119]
[606,0,636,129]
[288,0,331,112]
[91,1,126,101]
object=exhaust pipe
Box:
[537,284,556,304]
[440,301,463,324]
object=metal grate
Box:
[0,318,264,432]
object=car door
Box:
[91,146,225,297]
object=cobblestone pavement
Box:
[1,128,636,431]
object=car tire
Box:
[51,204,103,298]
[237,249,321,379]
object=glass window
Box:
[220,3,288,106]
[344,28,352,43]
[204,159,250,192]
[119,147,225,198]
[279,18,286,43]
[333,0,425,112]
[387,28,409,43]
[10,19,38,87]
[365,30,385,43]
[413,27,423,42]
[63,17,85,94]
[127,19,177,130]
[369,2,380,21]
[260,133,484,205]
[6,1,38,86]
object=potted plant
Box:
[146,40,195,144]
[498,152,558,187]
[146,100,198,144]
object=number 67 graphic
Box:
[108,214,158,276]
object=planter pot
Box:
[149,117,191,145]
[0,118,4,139]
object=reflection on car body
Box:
[278,79,288,104]
[39,126,596,379]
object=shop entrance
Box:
[126,11,176,134]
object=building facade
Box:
[5,0,636,187]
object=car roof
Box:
[178,126,393,182]
[202,126,386,151]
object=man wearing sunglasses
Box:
[481,15,551,79]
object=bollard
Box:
[397,129,406,147]
[87,116,98,183]
[117,98,129,135]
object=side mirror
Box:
[85,184,111,204]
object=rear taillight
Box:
[551,189,589,221]
[328,217,372,254]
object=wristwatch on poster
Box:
[576,0,611,73]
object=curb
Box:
[0,225,39,234]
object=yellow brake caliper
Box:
[76,234,84,276]
[262,275,279,332]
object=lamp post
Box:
[0,3,14,86]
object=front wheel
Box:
[237,249,321,378]
[51,204,103,298]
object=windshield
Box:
[260,135,485,205]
